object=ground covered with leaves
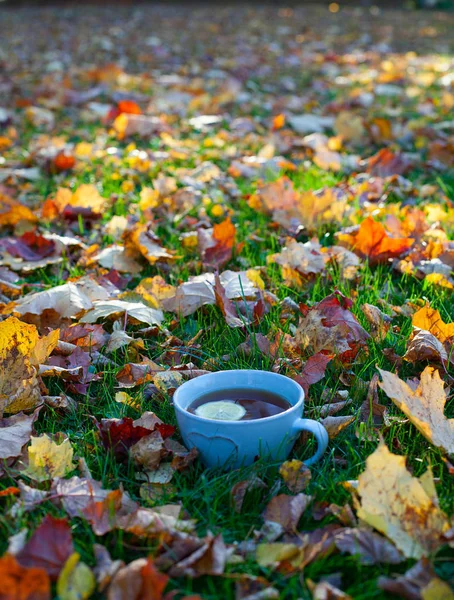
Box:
[0,3,454,599]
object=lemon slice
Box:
[195,400,246,421]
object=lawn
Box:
[0,4,453,600]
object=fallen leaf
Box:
[263,493,312,532]
[412,304,454,343]
[235,575,280,600]
[56,553,95,600]
[93,544,124,592]
[306,579,352,600]
[334,527,404,565]
[0,409,40,461]
[0,554,51,600]
[80,299,163,327]
[0,317,42,415]
[378,366,454,454]
[362,303,392,342]
[202,217,236,269]
[214,273,246,328]
[295,352,333,396]
[404,327,449,365]
[355,440,450,558]
[25,434,75,481]
[230,475,267,513]
[320,415,356,439]
[279,460,312,493]
[366,148,412,177]
[377,559,454,600]
[337,217,413,265]
[16,515,74,580]
[295,292,369,361]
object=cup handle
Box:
[291,418,329,466]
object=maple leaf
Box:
[107,557,169,600]
[80,299,163,327]
[412,304,454,343]
[337,216,413,265]
[0,554,51,600]
[0,317,43,415]
[25,434,75,481]
[295,292,369,361]
[16,515,74,580]
[123,224,175,265]
[378,366,454,455]
[355,440,450,558]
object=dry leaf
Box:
[378,559,454,600]
[378,366,454,454]
[0,554,51,600]
[279,460,312,493]
[355,440,450,558]
[412,304,454,343]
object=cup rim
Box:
[173,369,304,425]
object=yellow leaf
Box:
[425,273,454,289]
[0,317,41,415]
[30,329,60,366]
[279,460,311,493]
[378,366,454,454]
[412,305,454,343]
[421,578,454,600]
[356,441,450,558]
[57,553,96,600]
[26,434,75,481]
[256,543,299,567]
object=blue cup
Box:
[173,370,329,469]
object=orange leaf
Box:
[117,100,142,115]
[0,554,51,600]
[339,217,413,265]
[212,217,235,249]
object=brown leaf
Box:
[366,148,412,177]
[214,273,246,328]
[16,515,74,580]
[377,559,453,600]
[334,527,404,565]
[295,292,369,362]
[230,475,267,513]
[168,534,230,578]
[320,415,355,439]
[235,575,280,600]
[263,493,312,532]
[306,579,351,600]
[404,327,450,365]
[202,217,236,269]
[279,460,312,493]
[93,544,124,592]
[362,303,392,342]
[0,408,40,461]
[378,366,454,454]
[0,554,51,600]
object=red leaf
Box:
[4,231,56,261]
[295,352,333,396]
[16,515,74,580]
[155,423,175,440]
[96,417,154,461]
